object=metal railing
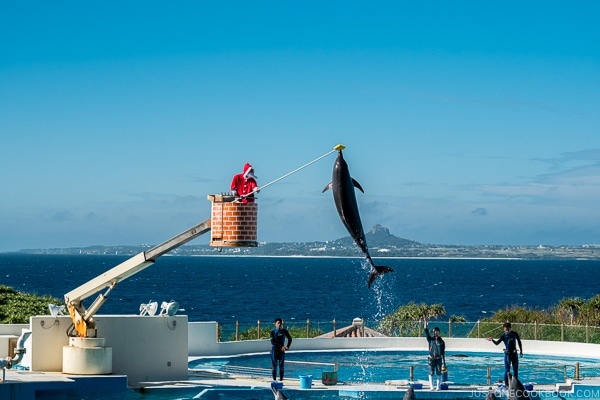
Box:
[215,319,600,344]
[215,360,338,380]
[193,358,593,385]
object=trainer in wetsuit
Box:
[424,318,446,391]
[270,318,292,381]
[487,322,523,385]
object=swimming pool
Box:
[58,350,600,399]
[189,349,600,386]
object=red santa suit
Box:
[230,163,258,203]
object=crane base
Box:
[62,337,112,375]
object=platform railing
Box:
[191,359,581,385]
[193,360,338,380]
[215,319,600,345]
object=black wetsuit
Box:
[270,327,292,381]
[492,330,523,385]
[425,328,446,376]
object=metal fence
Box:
[216,319,600,344]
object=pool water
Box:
[67,350,600,399]
[189,350,600,385]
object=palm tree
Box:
[377,302,445,336]
[554,297,584,325]
[581,295,600,326]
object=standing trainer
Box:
[270,318,292,381]
[487,322,523,386]
[424,318,446,390]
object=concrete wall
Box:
[187,321,600,361]
[0,324,28,336]
[3,319,599,386]
[29,315,188,384]
[0,324,29,359]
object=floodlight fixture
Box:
[139,301,158,316]
[160,300,180,316]
[48,304,66,318]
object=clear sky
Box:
[1,1,599,252]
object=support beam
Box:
[64,218,212,337]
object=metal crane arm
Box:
[64,218,211,338]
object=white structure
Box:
[1,218,209,385]
[5,315,187,384]
[187,321,600,360]
[3,318,599,385]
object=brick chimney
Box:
[207,194,258,247]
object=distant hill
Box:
[332,224,420,248]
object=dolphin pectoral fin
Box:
[367,265,395,288]
[352,178,365,193]
[322,182,332,193]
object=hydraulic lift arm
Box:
[64,218,211,338]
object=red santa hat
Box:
[243,163,257,180]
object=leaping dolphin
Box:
[323,145,394,288]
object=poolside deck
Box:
[3,321,600,399]
[3,366,600,399]
[136,373,600,399]
[0,369,128,399]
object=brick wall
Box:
[208,194,258,247]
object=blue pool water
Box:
[190,350,600,386]
[55,349,600,399]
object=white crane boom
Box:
[64,218,211,338]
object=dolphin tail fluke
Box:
[367,265,395,288]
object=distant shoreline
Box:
[5,229,600,260]
[4,250,598,261]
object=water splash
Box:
[361,258,397,321]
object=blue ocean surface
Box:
[1,254,599,326]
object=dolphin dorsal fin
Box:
[352,178,364,193]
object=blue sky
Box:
[1,2,599,252]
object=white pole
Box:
[252,144,346,194]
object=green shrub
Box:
[0,285,62,324]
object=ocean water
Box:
[1,254,599,326]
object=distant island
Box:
[11,224,600,260]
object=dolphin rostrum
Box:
[271,387,288,400]
[508,374,530,400]
[402,386,416,400]
[485,390,498,400]
[323,145,394,288]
